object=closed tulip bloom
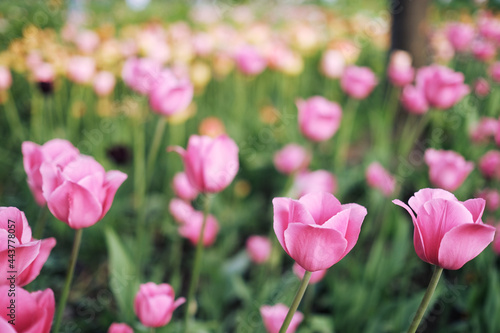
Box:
[0,207,56,287]
[149,69,193,116]
[273,144,310,175]
[470,117,497,143]
[340,66,377,99]
[40,154,127,229]
[0,66,12,90]
[0,287,54,333]
[494,224,500,255]
[401,85,429,114]
[66,56,96,84]
[93,71,116,97]
[320,49,345,79]
[479,150,500,179]
[473,78,490,97]
[393,188,496,270]
[478,15,500,40]
[246,236,272,264]
[178,209,219,247]
[122,57,162,95]
[108,323,133,333]
[172,172,199,200]
[387,50,415,87]
[169,134,239,193]
[489,62,500,83]
[234,45,267,76]
[472,40,496,62]
[446,23,475,52]
[497,118,500,147]
[75,30,100,54]
[169,198,194,223]
[33,63,55,83]
[22,139,80,206]
[366,162,396,197]
[477,189,500,212]
[273,192,367,272]
[296,96,342,142]
[260,304,303,333]
[292,262,327,284]
[424,149,474,192]
[134,282,185,328]
[292,170,337,198]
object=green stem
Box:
[279,270,312,333]
[53,228,83,333]
[133,117,147,281]
[4,91,26,141]
[334,97,359,172]
[183,195,212,333]
[407,266,443,333]
[150,328,155,333]
[146,117,168,187]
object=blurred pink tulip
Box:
[477,189,500,212]
[93,71,116,97]
[273,144,310,175]
[22,139,81,206]
[234,45,267,75]
[172,172,199,200]
[489,62,500,83]
[473,78,490,97]
[494,224,500,255]
[320,49,345,79]
[0,207,56,287]
[122,57,162,95]
[33,63,55,83]
[366,162,396,197]
[169,198,194,223]
[292,262,327,284]
[470,117,497,143]
[149,69,193,116]
[472,40,496,62]
[393,188,496,270]
[387,50,414,87]
[497,118,500,147]
[292,170,337,198]
[0,287,54,333]
[179,210,219,246]
[273,192,367,272]
[0,66,12,90]
[75,30,100,54]
[424,149,473,192]
[246,236,272,264]
[40,154,127,229]
[169,134,239,193]
[446,23,475,52]
[108,323,133,333]
[260,304,303,333]
[401,85,429,114]
[478,14,500,40]
[479,150,500,179]
[134,282,185,328]
[340,65,377,99]
[66,56,96,84]
[296,96,342,142]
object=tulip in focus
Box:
[108,323,134,333]
[387,50,414,87]
[149,69,194,116]
[0,207,56,286]
[273,192,367,272]
[66,56,96,84]
[0,286,54,333]
[246,235,272,264]
[234,45,267,76]
[479,150,500,179]
[401,85,429,114]
[260,304,303,333]
[291,170,337,198]
[178,209,219,247]
[366,162,396,197]
[446,23,475,52]
[93,71,116,97]
[296,96,342,142]
[134,282,185,328]
[172,172,199,201]
[293,262,327,285]
[340,65,377,99]
[169,134,239,193]
[424,149,474,192]
[273,144,310,175]
[320,49,345,79]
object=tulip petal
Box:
[40,162,65,202]
[0,241,40,284]
[340,203,367,255]
[438,223,496,270]
[393,199,427,262]
[31,288,55,333]
[203,135,239,192]
[462,198,486,224]
[408,188,457,213]
[284,223,347,271]
[101,170,128,218]
[298,192,342,225]
[16,237,56,287]
[0,318,16,333]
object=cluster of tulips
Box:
[1,2,500,333]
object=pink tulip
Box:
[122,57,162,95]
[33,63,55,83]
[178,210,219,247]
[172,172,199,200]
[387,50,415,87]
[292,170,337,198]
[366,162,396,197]
[494,224,500,255]
[473,78,490,97]
[424,149,473,192]
[22,139,81,206]
[472,40,496,62]
[0,286,54,333]
[40,154,127,229]
[479,150,500,179]
[93,71,116,97]
[66,56,96,84]
[260,304,303,333]
[320,49,345,79]
[489,62,500,83]
[169,198,194,223]
[416,65,469,110]
[108,323,134,333]
[246,236,272,264]
[292,262,327,284]
[234,45,267,75]
[149,69,194,116]
[400,85,429,114]
[0,66,12,90]
[0,207,56,287]
[273,192,367,272]
[26,51,43,71]
[75,30,100,54]
[169,134,239,193]
[446,23,475,52]
[340,66,377,100]
[470,117,497,143]
[296,96,342,142]
[478,15,500,40]
[134,282,185,328]
[273,144,310,175]
[393,188,496,270]
[477,189,500,212]
[497,118,500,147]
